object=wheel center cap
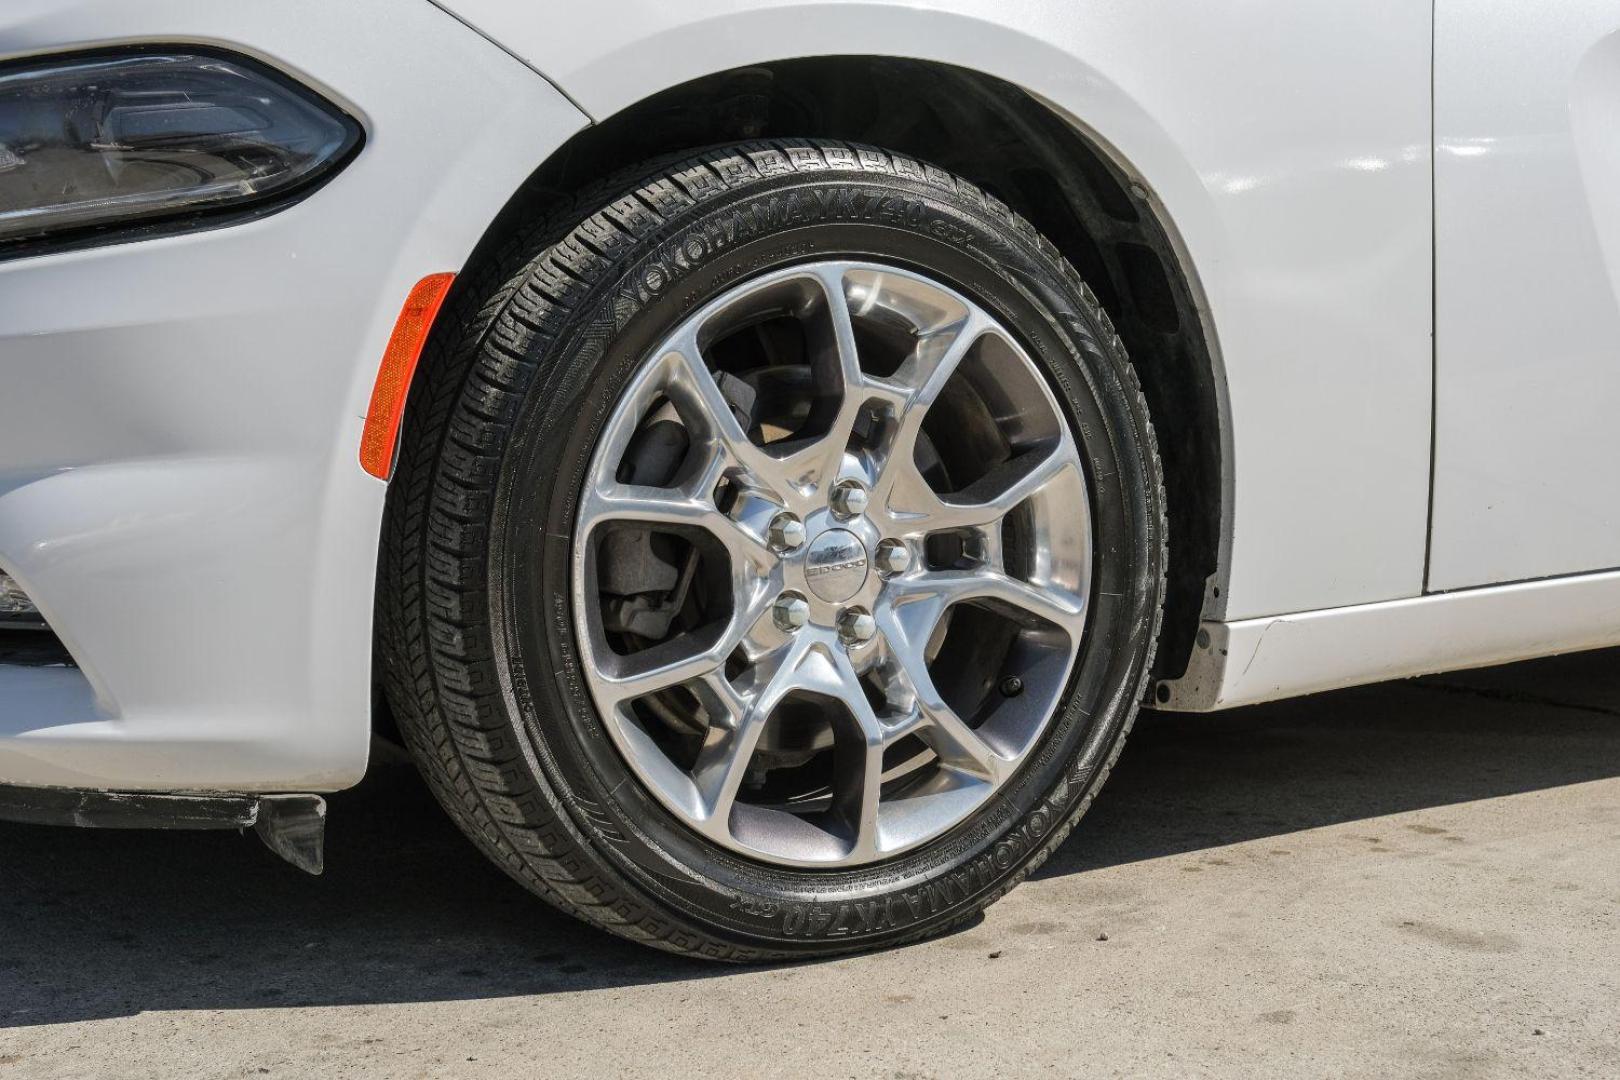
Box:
[803,528,869,603]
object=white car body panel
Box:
[438,0,1437,622]
[0,0,1615,795]
[0,0,588,789]
[1430,0,1620,590]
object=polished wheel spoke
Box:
[870,312,991,513]
[578,472,775,573]
[826,648,890,859]
[581,482,708,529]
[875,606,1004,782]
[661,343,786,490]
[899,568,1087,637]
[690,639,807,826]
[595,579,777,708]
[798,264,872,493]
[596,633,730,706]
[926,439,1078,531]
[892,309,989,409]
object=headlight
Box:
[0,48,362,250]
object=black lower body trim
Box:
[0,785,326,874]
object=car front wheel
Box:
[379,140,1165,959]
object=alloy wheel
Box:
[572,261,1092,867]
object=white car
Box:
[2,0,1615,959]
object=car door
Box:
[1431,1,1620,590]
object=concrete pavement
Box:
[3,650,1617,1078]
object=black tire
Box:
[378,140,1166,960]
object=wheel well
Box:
[459,57,1224,683]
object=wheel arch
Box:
[410,55,1231,687]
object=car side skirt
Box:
[1157,569,1620,710]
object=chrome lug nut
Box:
[829,479,869,519]
[767,511,806,553]
[874,539,911,577]
[772,592,811,632]
[837,607,877,647]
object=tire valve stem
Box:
[999,675,1024,698]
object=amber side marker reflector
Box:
[360,272,455,479]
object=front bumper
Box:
[0,0,588,791]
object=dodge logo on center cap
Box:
[803,528,870,603]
